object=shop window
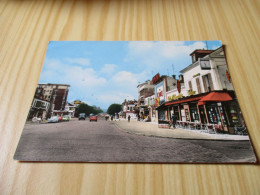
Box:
[159,110,165,120]
[190,107,199,122]
[185,109,190,121]
[206,104,221,124]
[226,102,241,126]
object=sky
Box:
[39,41,222,110]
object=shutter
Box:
[188,81,192,90]
[208,73,214,91]
[196,78,202,94]
[202,76,208,92]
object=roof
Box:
[38,83,70,87]
[180,46,223,73]
[189,49,213,56]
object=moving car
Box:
[62,115,70,122]
[48,116,59,123]
[79,113,86,120]
[90,115,98,122]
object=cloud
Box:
[64,58,90,66]
[98,92,135,104]
[40,58,106,89]
[125,41,207,74]
[100,64,118,75]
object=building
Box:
[27,98,50,120]
[122,100,138,119]
[152,73,177,122]
[137,80,154,119]
[64,103,76,117]
[36,83,70,117]
[156,46,246,134]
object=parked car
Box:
[58,116,63,122]
[79,113,86,120]
[32,117,42,123]
[90,115,98,122]
[48,116,59,123]
[62,115,70,122]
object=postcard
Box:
[14,41,257,163]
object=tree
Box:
[107,104,122,115]
[77,103,103,116]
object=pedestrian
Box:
[171,114,177,129]
[128,115,131,122]
[111,115,113,121]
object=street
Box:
[14,118,256,163]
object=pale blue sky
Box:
[39,41,222,110]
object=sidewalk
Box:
[113,120,250,141]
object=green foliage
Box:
[107,104,122,115]
[77,103,103,116]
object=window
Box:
[202,73,214,92]
[196,78,202,94]
[188,81,193,91]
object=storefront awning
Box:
[197,92,232,105]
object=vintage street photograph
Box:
[14,41,257,163]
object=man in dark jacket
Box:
[171,114,177,129]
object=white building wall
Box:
[182,58,232,96]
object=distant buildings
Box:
[137,80,154,120]
[122,100,138,119]
[28,83,70,120]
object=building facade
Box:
[156,46,246,134]
[34,83,70,118]
[122,100,138,119]
[137,80,154,120]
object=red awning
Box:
[198,92,232,105]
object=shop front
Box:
[157,91,246,134]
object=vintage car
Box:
[62,115,70,122]
[48,116,59,123]
[89,115,98,122]
[57,116,63,122]
[79,113,86,120]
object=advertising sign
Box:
[155,81,164,102]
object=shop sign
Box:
[167,94,183,101]
[188,90,196,96]
[177,80,181,93]
[156,98,160,106]
[74,100,82,104]
[155,82,165,101]
[152,73,160,84]
[193,73,200,78]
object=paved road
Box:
[14,118,256,163]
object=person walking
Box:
[171,114,177,129]
[128,115,131,122]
